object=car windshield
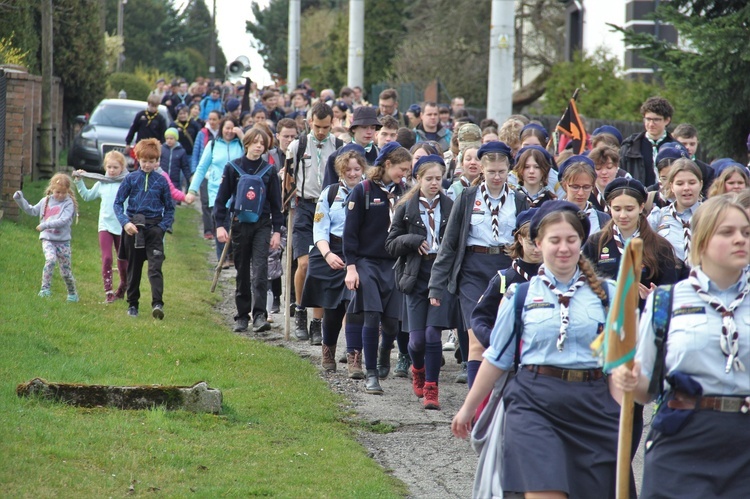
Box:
[89,103,142,128]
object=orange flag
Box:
[556,98,587,155]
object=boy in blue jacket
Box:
[114,138,175,319]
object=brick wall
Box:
[0,68,64,221]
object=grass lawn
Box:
[0,177,407,498]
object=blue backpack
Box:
[230,160,274,223]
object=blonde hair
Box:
[46,173,79,217]
[665,158,702,199]
[103,151,126,171]
[561,162,596,185]
[707,165,749,198]
[472,152,510,186]
[334,150,366,179]
[733,189,750,211]
[498,119,523,153]
[689,194,750,267]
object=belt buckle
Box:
[563,370,585,382]
[720,397,742,412]
[489,246,501,255]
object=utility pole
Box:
[38,0,54,180]
[287,0,300,90]
[486,0,515,124]
[347,0,364,89]
[209,0,216,78]
[116,0,125,72]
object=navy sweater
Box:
[343,180,403,264]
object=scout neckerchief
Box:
[144,110,158,126]
[419,193,440,250]
[459,175,471,188]
[669,202,692,260]
[176,120,194,147]
[310,133,329,186]
[593,185,610,214]
[646,131,667,180]
[537,265,588,351]
[688,267,750,373]
[511,258,530,282]
[613,225,640,255]
[364,142,374,154]
[481,182,507,242]
[374,180,397,229]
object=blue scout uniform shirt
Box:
[636,267,750,396]
[484,266,614,371]
[582,201,608,236]
[313,183,351,243]
[647,202,699,262]
[508,168,559,197]
[418,194,442,254]
[466,185,516,247]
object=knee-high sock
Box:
[467,360,482,388]
[408,329,425,369]
[322,303,346,346]
[345,312,364,352]
[425,342,442,383]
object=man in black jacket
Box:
[619,96,675,187]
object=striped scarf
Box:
[419,194,440,250]
[537,266,588,351]
[481,182,507,242]
[613,225,640,255]
[669,202,692,260]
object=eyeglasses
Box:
[643,117,664,124]
[484,170,508,178]
[568,184,593,192]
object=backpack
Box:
[647,284,675,396]
[230,159,274,223]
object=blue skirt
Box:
[501,368,627,498]
[300,240,350,309]
[402,258,461,331]
[348,257,402,319]
[458,251,510,329]
[641,408,750,498]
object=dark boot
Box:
[394,353,411,378]
[377,347,392,379]
[294,307,309,341]
[365,369,384,395]
[309,318,322,345]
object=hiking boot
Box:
[270,296,281,314]
[365,369,384,395]
[294,308,309,341]
[233,317,249,332]
[338,352,347,364]
[253,314,271,332]
[394,353,411,378]
[377,347,392,379]
[347,350,365,380]
[411,366,426,398]
[322,344,336,372]
[454,362,468,384]
[152,304,164,320]
[442,331,456,351]
[127,306,138,317]
[309,318,322,345]
[423,382,440,410]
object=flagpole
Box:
[617,377,635,499]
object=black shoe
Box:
[309,318,322,345]
[270,296,281,314]
[365,369,384,395]
[233,317,249,332]
[152,304,164,320]
[294,308,309,341]
[253,314,271,332]
[127,306,138,317]
[377,348,392,379]
[289,302,296,317]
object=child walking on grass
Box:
[73,151,129,303]
[13,173,79,301]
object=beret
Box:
[477,141,514,166]
[412,154,445,179]
[520,123,550,143]
[514,208,537,234]
[374,141,402,166]
[529,200,591,241]
[603,177,647,202]
[225,98,241,112]
[338,142,366,157]
[712,158,750,177]
[407,104,421,115]
[591,125,623,145]
[655,146,688,166]
[514,144,554,167]
[558,155,595,180]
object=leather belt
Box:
[467,245,506,255]
[330,234,342,244]
[668,391,750,413]
[524,365,604,382]
[422,253,437,260]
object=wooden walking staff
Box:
[591,238,643,499]
[211,227,232,293]
[281,154,298,341]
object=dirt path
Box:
[210,257,477,498]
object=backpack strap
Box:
[334,137,344,150]
[327,183,340,207]
[256,162,274,179]
[495,281,530,373]
[363,179,371,210]
[295,133,308,171]
[513,190,526,215]
[596,209,609,228]
[648,284,675,396]
[498,270,507,294]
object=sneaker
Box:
[233,317,249,332]
[394,353,411,378]
[411,366,426,398]
[67,294,79,303]
[442,331,456,351]
[105,291,116,304]
[322,344,337,372]
[152,304,164,320]
[423,382,440,410]
[204,232,214,240]
[270,296,281,314]
[455,362,468,384]
[38,289,51,298]
[253,314,271,332]
[127,306,138,317]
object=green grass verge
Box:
[0,178,407,498]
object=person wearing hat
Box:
[285,102,346,343]
[469,207,542,376]
[343,142,412,395]
[620,96,676,187]
[159,128,191,201]
[512,145,557,208]
[414,102,452,153]
[558,155,611,237]
[453,200,624,499]
[587,145,630,214]
[429,141,529,387]
[647,157,704,277]
[405,104,421,129]
[644,143,689,213]
[707,160,749,197]
[299,144,367,372]
[385,154,460,409]
[225,98,241,121]
[446,123,482,186]
[170,104,201,157]
[150,77,167,100]
[349,106,381,165]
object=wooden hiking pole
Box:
[283,205,294,341]
[210,226,233,293]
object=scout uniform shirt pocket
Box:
[523,300,557,349]
[669,307,709,351]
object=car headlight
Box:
[79,137,96,149]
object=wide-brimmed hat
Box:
[349,106,382,131]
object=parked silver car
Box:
[67,98,169,172]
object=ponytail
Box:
[578,254,608,309]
